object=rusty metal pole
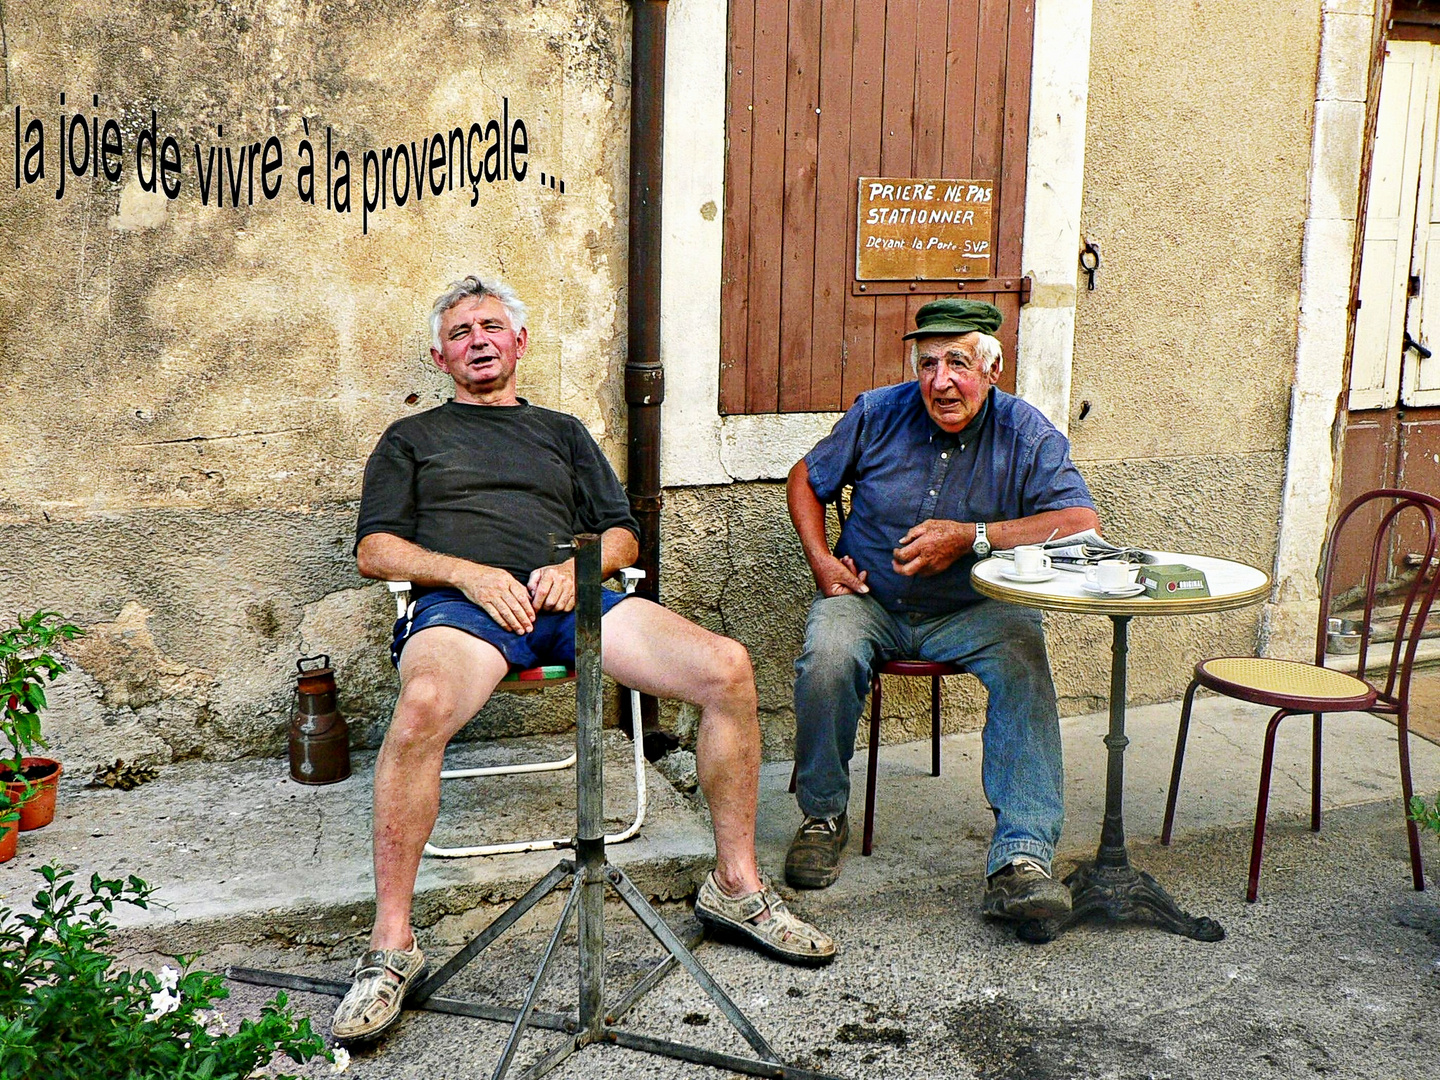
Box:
[573,534,605,1039]
[625,0,669,753]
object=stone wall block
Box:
[1308,99,1367,223]
[1317,13,1375,103]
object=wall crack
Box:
[0,0,10,104]
[125,428,304,447]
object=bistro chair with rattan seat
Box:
[1160,488,1440,902]
[788,659,962,856]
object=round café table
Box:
[972,552,1270,942]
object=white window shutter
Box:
[1407,41,1440,407]
[1353,41,1431,411]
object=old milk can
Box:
[289,655,351,784]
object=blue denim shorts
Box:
[391,586,632,669]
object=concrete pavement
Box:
[6,693,1440,1078]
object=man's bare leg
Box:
[371,626,508,950]
[600,598,763,895]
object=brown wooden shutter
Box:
[720,0,1035,414]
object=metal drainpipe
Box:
[625,0,669,753]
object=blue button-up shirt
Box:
[804,383,1095,614]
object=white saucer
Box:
[1000,567,1058,584]
[1081,581,1146,598]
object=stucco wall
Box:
[3,0,631,769]
[1063,1,1322,695]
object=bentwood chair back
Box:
[1160,488,1440,901]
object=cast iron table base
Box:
[1016,615,1225,945]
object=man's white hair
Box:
[908,332,1003,375]
[429,276,528,351]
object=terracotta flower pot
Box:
[5,757,62,832]
[0,817,16,863]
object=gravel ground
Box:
[209,796,1440,1080]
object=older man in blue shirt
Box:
[785,299,1100,921]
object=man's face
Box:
[430,295,528,402]
[916,332,1000,433]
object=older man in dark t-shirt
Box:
[332,277,833,1045]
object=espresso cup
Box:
[1013,545,1051,576]
[1092,560,1134,592]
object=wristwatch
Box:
[973,521,992,558]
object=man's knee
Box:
[798,603,876,684]
[389,674,468,751]
[704,636,757,711]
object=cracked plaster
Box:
[3,0,632,767]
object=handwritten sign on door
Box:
[855,177,993,281]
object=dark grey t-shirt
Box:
[355,400,638,585]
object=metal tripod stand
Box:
[232,534,839,1080]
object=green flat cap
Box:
[902,298,1003,339]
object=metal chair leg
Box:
[930,675,941,778]
[862,673,882,857]
[1311,712,1322,832]
[1161,678,1200,845]
[1249,708,1292,903]
[1397,705,1427,891]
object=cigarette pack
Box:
[1137,564,1210,599]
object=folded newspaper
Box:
[999,530,1157,567]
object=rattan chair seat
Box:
[1196,657,1376,710]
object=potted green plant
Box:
[0,801,20,864]
[0,611,82,831]
[0,778,34,865]
[1411,794,1440,838]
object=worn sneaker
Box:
[331,938,428,1044]
[981,856,1072,921]
[784,812,849,889]
[694,871,836,966]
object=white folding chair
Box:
[382,569,649,858]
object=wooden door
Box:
[719,0,1036,415]
[1340,37,1440,589]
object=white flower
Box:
[144,988,181,1021]
[331,1047,351,1073]
[157,965,180,991]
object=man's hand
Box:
[892,519,969,577]
[457,564,537,633]
[527,559,576,613]
[812,553,870,597]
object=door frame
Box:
[1265,0,1392,658]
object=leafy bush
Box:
[1410,793,1440,838]
[0,611,82,777]
[0,864,329,1080]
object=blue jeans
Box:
[792,593,1064,876]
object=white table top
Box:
[971,552,1270,617]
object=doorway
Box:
[1342,37,1440,587]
